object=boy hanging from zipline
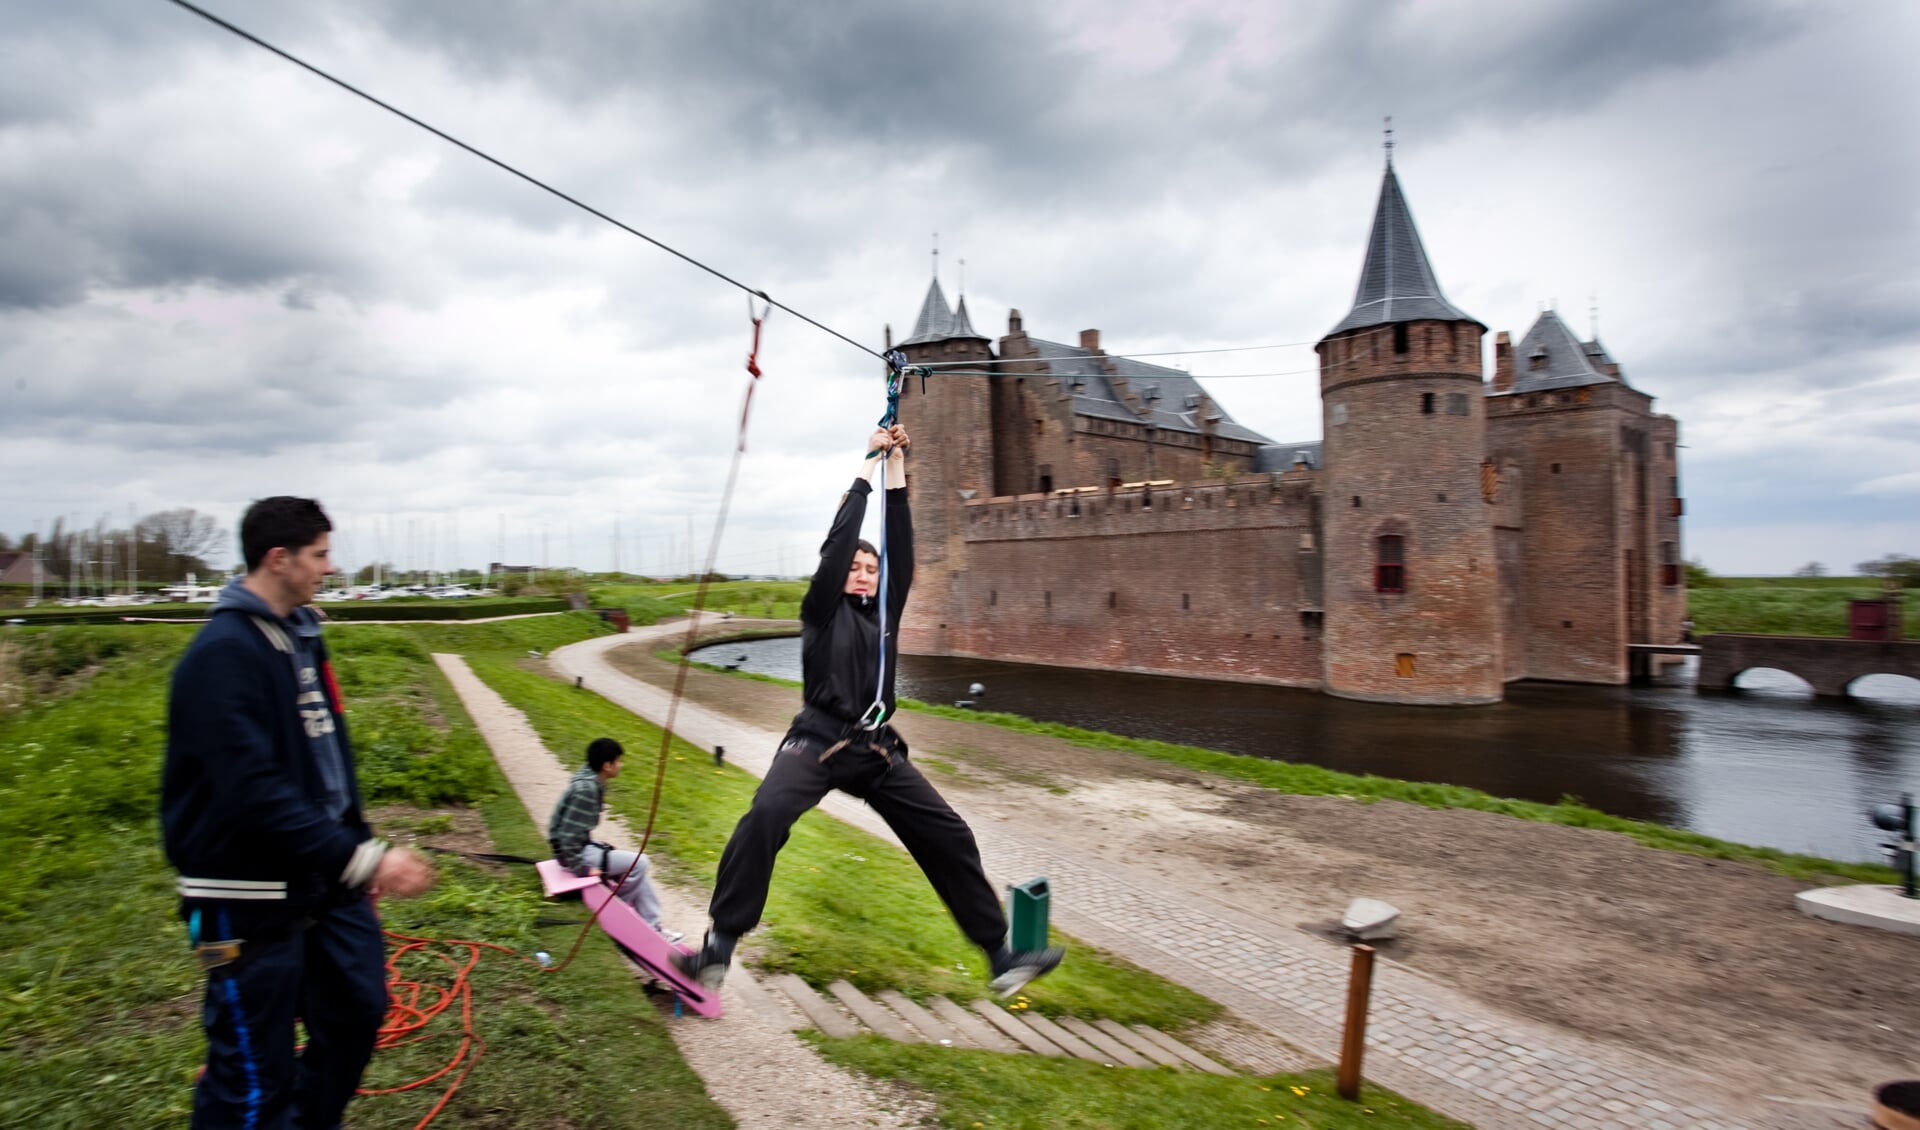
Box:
[677,421,1064,996]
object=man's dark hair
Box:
[587,737,624,771]
[240,497,333,572]
[854,539,879,561]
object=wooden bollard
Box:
[1337,943,1377,1101]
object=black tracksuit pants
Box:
[709,733,1008,951]
[191,896,387,1129]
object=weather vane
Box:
[1384,116,1394,166]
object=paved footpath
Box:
[552,625,1842,1130]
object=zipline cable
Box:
[162,0,883,363]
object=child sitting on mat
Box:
[549,737,680,942]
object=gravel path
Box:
[432,651,933,1130]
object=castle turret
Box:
[1316,160,1502,704]
[893,275,995,656]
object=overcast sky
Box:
[2,0,1915,578]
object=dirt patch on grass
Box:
[366,804,499,863]
[604,640,1920,1108]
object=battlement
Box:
[962,474,1315,543]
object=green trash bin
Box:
[1007,876,1051,952]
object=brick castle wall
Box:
[935,478,1324,686]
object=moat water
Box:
[691,636,1920,864]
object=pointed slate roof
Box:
[1503,310,1628,394]
[950,294,985,340]
[1325,164,1482,337]
[899,277,989,345]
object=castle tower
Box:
[893,274,995,656]
[1315,159,1503,704]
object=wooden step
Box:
[1094,1018,1183,1068]
[828,981,921,1043]
[878,990,964,1046]
[929,996,1020,1054]
[1020,1011,1106,1062]
[767,973,858,1039]
[969,999,1064,1056]
[1057,1016,1153,1068]
[1131,1023,1234,1075]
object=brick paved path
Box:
[551,627,1844,1130]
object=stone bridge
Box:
[1695,632,1920,697]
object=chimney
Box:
[1007,308,1023,333]
[1079,328,1101,352]
[1493,331,1514,393]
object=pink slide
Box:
[536,860,722,1018]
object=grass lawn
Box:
[0,616,728,1129]
[812,1038,1467,1130]
[1687,582,1915,639]
[591,580,806,626]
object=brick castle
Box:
[892,158,1685,705]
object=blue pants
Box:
[192,897,388,1130]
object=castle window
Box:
[1037,465,1053,494]
[1395,653,1416,678]
[1421,392,1435,415]
[1182,593,1190,610]
[1660,541,1680,587]
[1035,419,1044,436]
[1352,495,1362,508]
[1108,591,1117,609]
[1107,458,1121,486]
[1447,393,1469,416]
[1375,535,1406,594]
[1332,403,1349,426]
[1045,591,1051,608]
[990,590,997,606]
[1551,463,1562,474]
[1393,323,1409,354]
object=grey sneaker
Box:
[672,945,730,991]
[988,946,1064,996]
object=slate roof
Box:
[899,278,990,345]
[1326,164,1482,337]
[1500,310,1630,394]
[1016,336,1274,445]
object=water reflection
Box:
[693,637,1920,863]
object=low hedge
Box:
[318,598,568,621]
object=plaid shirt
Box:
[547,766,603,867]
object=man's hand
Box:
[885,424,909,471]
[868,427,893,456]
[369,846,434,899]
[589,867,604,878]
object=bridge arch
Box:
[1729,667,1814,696]
[1843,672,1920,704]
[1695,633,1920,698]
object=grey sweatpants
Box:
[572,843,667,931]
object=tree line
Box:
[0,509,229,586]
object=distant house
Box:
[0,551,58,587]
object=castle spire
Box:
[1323,160,1482,337]
[901,275,955,344]
[1383,115,1394,167]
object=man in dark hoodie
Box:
[676,424,1063,997]
[163,496,433,1130]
